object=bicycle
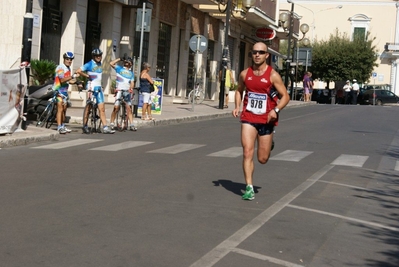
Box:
[36,91,61,129]
[80,87,102,134]
[188,82,205,104]
[114,90,131,131]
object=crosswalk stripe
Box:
[89,141,154,151]
[32,139,102,149]
[147,144,205,154]
[331,154,369,167]
[395,161,399,171]
[207,147,242,158]
[270,150,313,162]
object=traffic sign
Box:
[189,35,208,53]
[372,72,377,78]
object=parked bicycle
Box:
[36,91,62,129]
[188,82,205,104]
[79,86,102,134]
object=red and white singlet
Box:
[240,66,278,125]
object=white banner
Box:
[0,68,27,134]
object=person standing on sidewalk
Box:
[352,79,360,105]
[52,52,79,134]
[109,56,137,131]
[232,42,289,201]
[219,66,234,108]
[343,80,352,104]
[76,48,115,134]
[139,62,155,121]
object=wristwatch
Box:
[274,107,280,114]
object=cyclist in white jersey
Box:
[109,56,137,131]
[76,48,115,134]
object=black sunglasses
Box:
[65,58,73,61]
[252,50,267,55]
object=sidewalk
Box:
[0,96,314,148]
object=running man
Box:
[76,48,115,134]
[232,42,290,200]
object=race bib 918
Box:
[246,92,267,114]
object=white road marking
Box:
[147,144,205,154]
[288,204,399,232]
[232,248,305,267]
[189,164,334,267]
[395,160,399,171]
[331,154,369,167]
[270,150,313,162]
[89,141,154,151]
[31,139,102,149]
[207,147,242,158]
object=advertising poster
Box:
[0,68,27,134]
[138,78,163,115]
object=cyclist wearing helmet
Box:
[109,56,137,131]
[52,51,79,134]
[76,48,115,134]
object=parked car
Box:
[358,89,399,105]
[312,88,332,104]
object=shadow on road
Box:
[212,179,261,196]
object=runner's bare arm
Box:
[233,69,247,117]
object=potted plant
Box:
[29,59,57,85]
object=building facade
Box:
[3,0,397,104]
[279,0,399,93]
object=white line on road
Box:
[189,164,334,267]
[89,141,154,151]
[331,154,369,167]
[147,144,205,154]
[232,248,305,267]
[207,147,242,158]
[31,139,102,149]
[395,161,399,171]
[287,204,399,232]
[270,150,313,162]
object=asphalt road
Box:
[1,104,399,267]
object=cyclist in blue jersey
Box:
[109,56,137,131]
[76,48,115,134]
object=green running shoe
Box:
[242,185,255,200]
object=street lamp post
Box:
[218,0,232,109]
[280,1,309,99]
[218,0,255,109]
[284,2,295,94]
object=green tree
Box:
[310,29,378,87]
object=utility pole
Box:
[219,0,232,109]
[21,0,33,130]
[284,2,295,99]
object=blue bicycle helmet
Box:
[91,48,103,56]
[63,52,74,59]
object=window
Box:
[348,14,371,41]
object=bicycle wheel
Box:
[93,105,102,133]
[189,89,205,104]
[196,89,205,104]
[45,104,57,129]
[83,102,94,133]
[36,101,55,127]
[116,104,127,131]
